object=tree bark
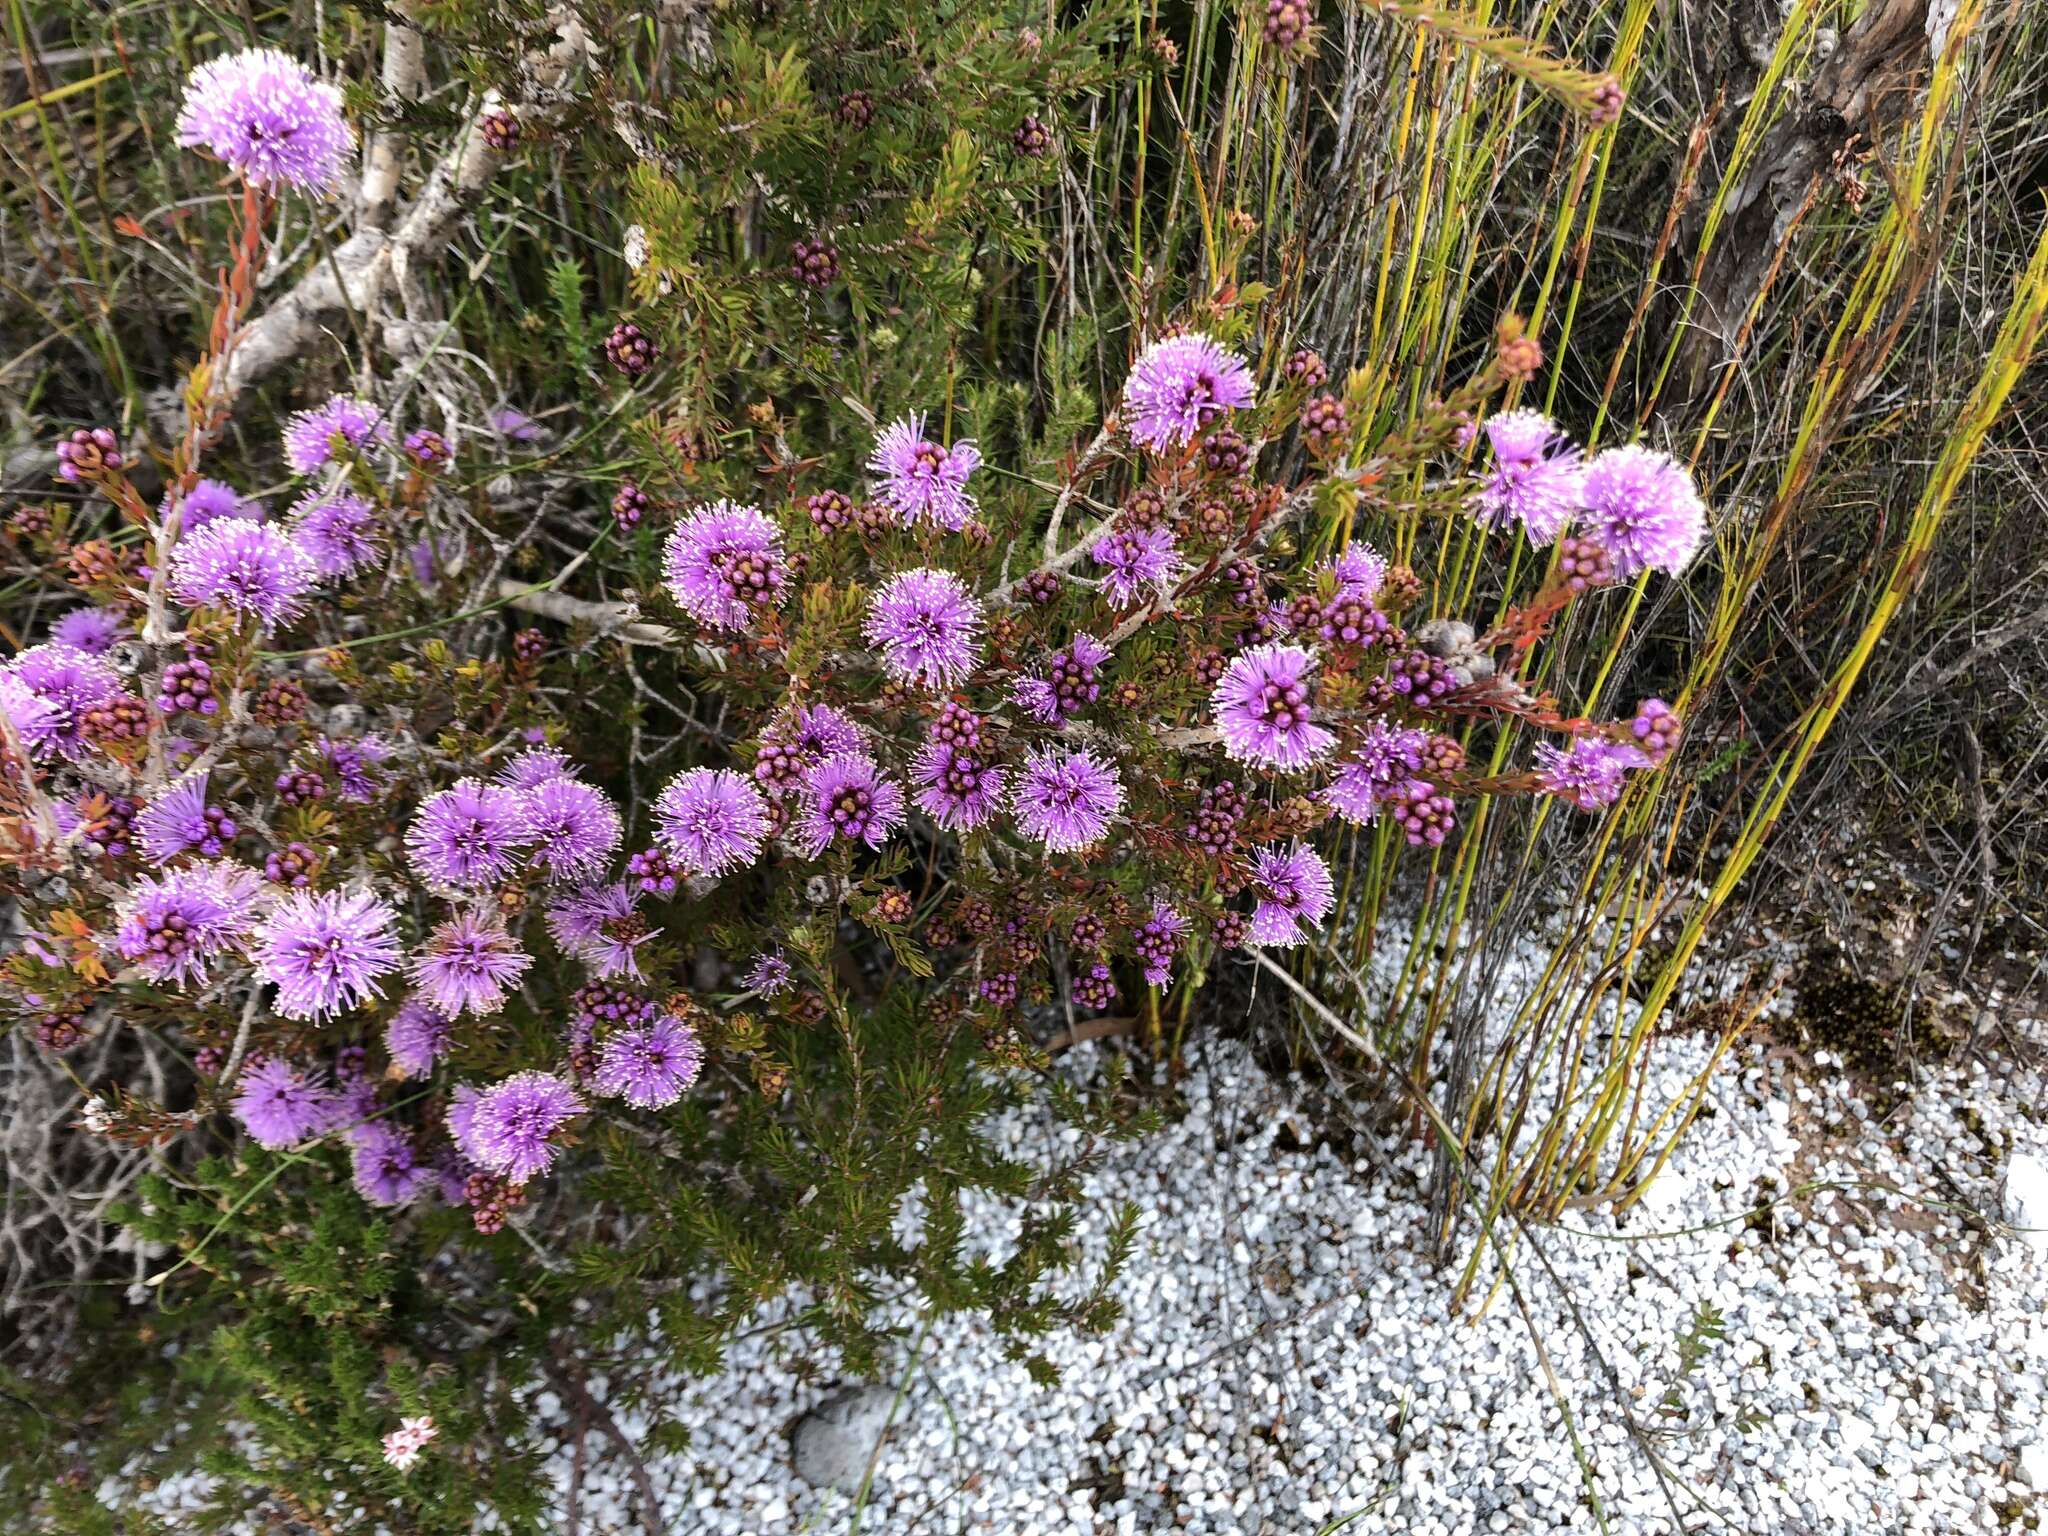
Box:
[1672,0,1935,399]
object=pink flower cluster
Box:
[1470,410,1707,576]
[7,206,1703,1237]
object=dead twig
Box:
[545,1341,663,1536]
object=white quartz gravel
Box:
[109,958,2048,1535]
[536,1008,2048,1535]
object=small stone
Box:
[791,1384,903,1494]
[2020,1442,2048,1489]
[2003,1152,2048,1254]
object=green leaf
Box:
[547,256,592,364]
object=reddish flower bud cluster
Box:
[252,676,309,726]
[1202,429,1253,477]
[1263,0,1314,51]
[612,480,651,531]
[56,427,122,483]
[1013,115,1052,157]
[1283,348,1329,389]
[605,321,658,378]
[1301,393,1349,454]
[481,110,521,152]
[1557,535,1613,592]
[157,659,218,718]
[836,90,875,129]
[791,236,840,289]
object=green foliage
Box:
[545,256,595,382]
[572,975,1146,1384]
[1660,1301,1727,1419]
[107,1160,549,1534]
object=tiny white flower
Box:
[381,1414,438,1471]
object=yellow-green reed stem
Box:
[1132,0,1149,296]
[6,0,135,405]
[1368,28,1430,363]
[1614,218,2048,1114]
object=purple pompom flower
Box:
[522,776,622,883]
[593,1013,704,1110]
[1121,333,1256,452]
[1009,677,1056,725]
[867,413,981,530]
[232,1057,341,1150]
[282,394,392,475]
[864,568,984,690]
[167,518,319,631]
[446,1084,484,1161]
[755,704,866,796]
[795,752,907,856]
[0,674,62,760]
[1013,745,1123,852]
[405,778,533,889]
[1326,540,1388,602]
[461,1070,583,1184]
[1470,409,1584,546]
[114,862,265,987]
[287,490,383,577]
[351,1121,431,1206]
[661,500,789,631]
[385,1000,455,1078]
[321,735,389,803]
[175,49,354,193]
[1578,445,1706,576]
[1212,643,1335,771]
[1532,738,1649,811]
[1091,524,1182,608]
[1322,770,1390,826]
[1322,722,1431,824]
[136,772,237,863]
[166,478,263,536]
[413,910,533,1018]
[653,768,770,875]
[911,737,1007,832]
[1246,843,1335,947]
[2,643,123,759]
[546,882,661,982]
[497,746,578,792]
[50,607,121,655]
[743,950,794,996]
[254,888,404,1020]
[789,704,865,756]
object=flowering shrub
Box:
[1,24,1711,1527]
